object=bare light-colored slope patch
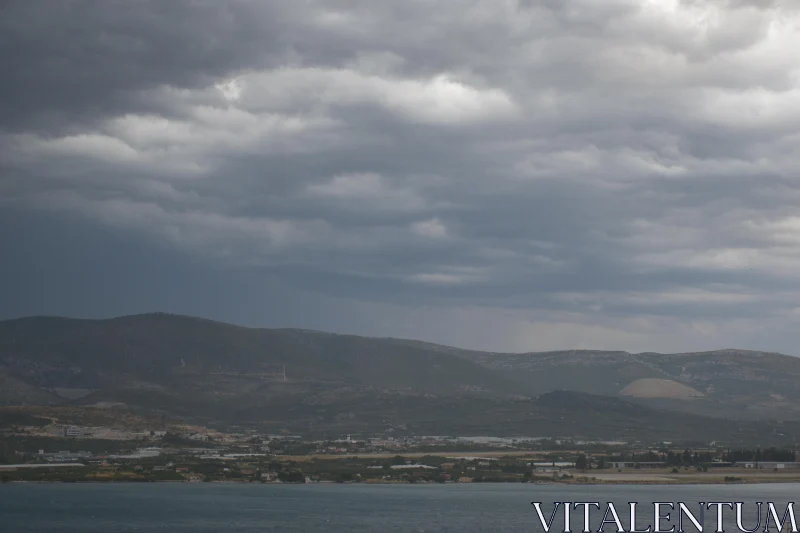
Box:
[620,378,704,399]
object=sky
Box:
[2,0,800,354]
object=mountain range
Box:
[1,313,799,444]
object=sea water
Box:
[0,483,795,532]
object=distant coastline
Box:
[5,477,800,486]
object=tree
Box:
[336,472,353,483]
[598,457,606,470]
[576,454,587,472]
[278,470,305,483]
[682,449,692,465]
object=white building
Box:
[62,426,82,438]
[741,461,800,469]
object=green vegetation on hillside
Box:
[3,313,800,443]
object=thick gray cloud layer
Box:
[3,0,800,353]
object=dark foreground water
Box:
[1,483,798,532]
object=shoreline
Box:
[5,478,800,486]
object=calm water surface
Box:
[1,483,798,532]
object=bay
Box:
[0,483,796,532]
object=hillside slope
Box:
[2,313,800,432]
[458,348,800,420]
[0,313,525,401]
[225,389,800,445]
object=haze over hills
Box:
[0,313,524,396]
[457,347,800,420]
[1,313,800,443]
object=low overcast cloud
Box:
[3,0,800,354]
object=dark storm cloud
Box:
[0,1,286,132]
[3,0,800,352]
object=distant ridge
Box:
[2,313,800,430]
[2,311,790,358]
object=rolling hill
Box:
[454,347,800,420]
[0,313,524,397]
[2,313,800,441]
